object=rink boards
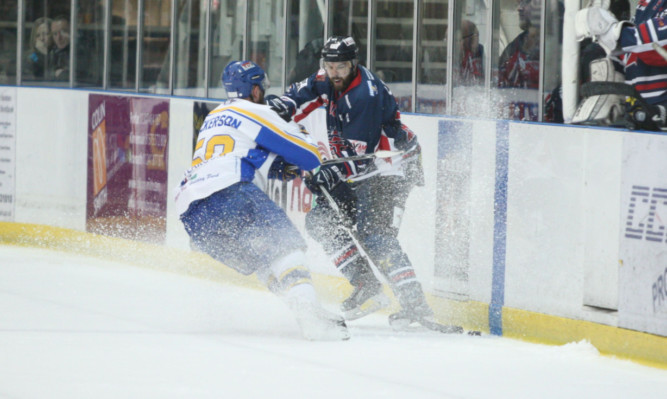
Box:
[0,86,665,368]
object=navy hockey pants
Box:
[181,182,306,275]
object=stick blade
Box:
[374,150,403,159]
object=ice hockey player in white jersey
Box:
[174,60,349,341]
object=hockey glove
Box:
[396,136,425,187]
[265,95,292,122]
[268,156,300,181]
[625,98,667,131]
[304,164,343,195]
[574,6,627,54]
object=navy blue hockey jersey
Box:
[277,65,417,179]
[618,0,667,104]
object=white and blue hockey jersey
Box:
[174,98,321,216]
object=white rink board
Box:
[7,86,666,338]
[619,133,667,336]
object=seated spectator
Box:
[458,20,484,86]
[498,0,540,89]
[50,16,70,81]
[23,17,53,80]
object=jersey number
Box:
[192,134,235,166]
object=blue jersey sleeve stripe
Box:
[255,127,321,170]
[220,105,322,162]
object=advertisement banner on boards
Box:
[87,94,170,243]
[619,133,667,336]
[0,87,16,221]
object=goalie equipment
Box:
[575,80,667,131]
[574,6,626,54]
[572,58,625,126]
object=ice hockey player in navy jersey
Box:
[267,36,438,331]
[576,0,667,130]
[175,60,349,341]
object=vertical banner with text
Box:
[0,87,16,221]
[87,94,170,243]
[619,134,667,336]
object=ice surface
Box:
[0,245,665,399]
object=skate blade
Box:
[389,316,475,335]
[301,319,351,341]
[294,307,351,341]
[343,293,391,321]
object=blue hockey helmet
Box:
[222,60,268,99]
[321,36,358,63]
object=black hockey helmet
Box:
[321,36,358,63]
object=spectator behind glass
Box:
[50,16,70,81]
[458,20,484,86]
[498,0,540,89]
[23,17,53,80]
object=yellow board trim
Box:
[1,221,665,369]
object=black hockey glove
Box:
[625,97,667,131]
[268,156,300,181]
[304,164,343,195]
[265,95,292,122]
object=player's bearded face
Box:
[324,61,354,91]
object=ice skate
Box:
[388,299,435,330]
[388,300,465,334]
[291,300,351,341]
[341,278,390,321]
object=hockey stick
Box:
[283,150,404,175]
[320,150,403,166]
[318,184,481,336]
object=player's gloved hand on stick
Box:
[265,94,292,122]
[625,98,667,131]
[304,164,343,195]
[268,156,300,181]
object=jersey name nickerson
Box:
[201,114,242,131]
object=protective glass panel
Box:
[208,0,244,99]
[329,0,367,66]
[416,0,448,114]
[76,2,104,87]
[493,0,541,121]
[542,0,564,123]
[109,0,137,90]
[0,1,18,85]
[450,0,490,117]
[248,0,284,96]
[21,0,69,85]
[375,0,414,112]
[172,0,206,97]
[287,0,324,86]
[140,1,172,92]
